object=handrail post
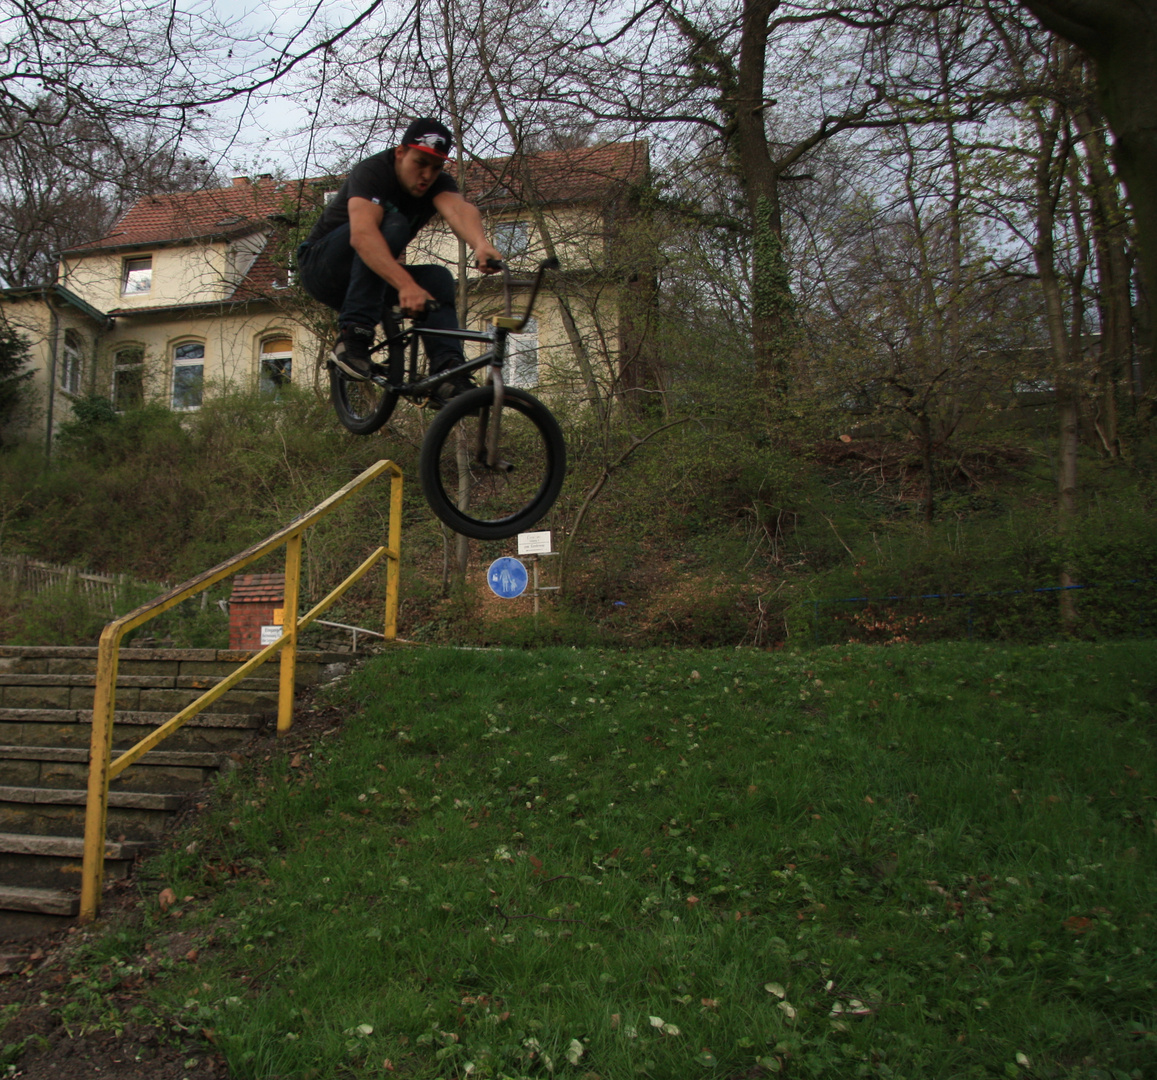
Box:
[384,470,403,641]
[278,533,302,735]
[79,625,123,922]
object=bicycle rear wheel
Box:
[330,364,398,435]
[419,386,566,540]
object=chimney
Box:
[232,176,249,187]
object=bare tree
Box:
[0,99,219,286]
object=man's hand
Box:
[398,281,437,316]
[475,241,504,273]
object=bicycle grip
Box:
[389,299,440,319]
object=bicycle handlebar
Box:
[502,257,558,333]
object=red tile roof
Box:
[60,178,314,255]
[64,141,648,256]
[62,141,647,308]
[451,140,650,208]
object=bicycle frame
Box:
[366,258,556,468]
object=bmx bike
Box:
[328,258,566,541]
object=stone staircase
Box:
[0,645,348,940]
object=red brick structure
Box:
[228,574,286,651]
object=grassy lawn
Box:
[79,641,1157,1079]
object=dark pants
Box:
[297,212,462,371]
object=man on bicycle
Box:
[297,118,503,399]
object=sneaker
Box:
[332,325,375,381]
[430,367,475,406]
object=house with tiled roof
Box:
[0,139,653,448]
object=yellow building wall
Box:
[92,309,327,408]
[0,293,106,443]
[410,206,623,405]
[59,238,247,312]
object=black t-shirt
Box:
[306,148,458,245]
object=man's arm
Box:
[434,190,503,271]
[347,196,432,314]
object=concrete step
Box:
[0,645,351,933]
[0,645,348,682]
[0,785,186,842]
[0,745,232,792]
[0,832,149,889]
[0,708,264,751]
[0,884,80,939]
[0,673,280,713]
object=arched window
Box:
[172,341,205,409]
[114,347,144,410]
[60,330,83,395]
[259,336,292,395]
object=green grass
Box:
[81,642,1157,1079]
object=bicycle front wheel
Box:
[419,386,566,540]
[330,364,398,435]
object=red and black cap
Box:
[401,118,453,160]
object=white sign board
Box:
[517,531,553,555]
[260,625,282,646]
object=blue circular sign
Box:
[487,557,528,599]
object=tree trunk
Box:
[1056,387,1080,632]
[1074,104,1130,447]
[735,0,792,394]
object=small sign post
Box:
[259,625,282,646]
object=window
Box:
[172,341,204,409]
[507,317,538,389]
[114,347,144,410]
[259,336,293,395]
[60,330,83,395]
[494,220,530,260]
[121,256,153,296]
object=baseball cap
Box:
[401,118,453,160]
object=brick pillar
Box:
[228,574,286,651]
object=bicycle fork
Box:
[478,360,513,473]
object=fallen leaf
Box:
[686,895,700,906]
[158,888,177,912]
[778,1001,798,1019]
[765,982,786,999]
[289,753,302,768]
[1064,916,1092,934]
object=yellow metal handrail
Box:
[80,460,404,922]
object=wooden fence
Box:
[0,554,171,616]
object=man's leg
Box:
[298,214,413,379]
[403,265,463,377]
